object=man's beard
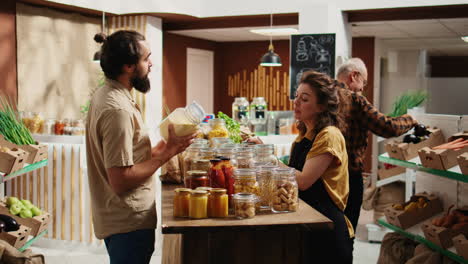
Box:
[132,70,151,93]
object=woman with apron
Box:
[249,70,354,263]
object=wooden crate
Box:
[384,193,443,230]
[453,234,468,260]
[458,153,468,176]
[419,132,468,171]
[378,166,406,180]
[385,128,445,161]
[421,222,468,249]
[0,148,28,174]
[0,200,50,237]
[0,225,31,249]
[0,135,47,164]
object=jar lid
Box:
[219,157,231,161]
[273,168,296,178]
[188,143,206,149]
[233,192,257,201]
[191,190,208,196]
[216,148,236,154]
[209,118,226,125]
[187,170,208,177]
[174,188,192,194]
[210,159,221,163]
[196,187,213,192]
[186,101,206,124]
[209,188,227,194]
[193,138,209,144]
[194,159,210,164]
[234,168,256,178]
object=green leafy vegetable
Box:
[0,96,35,145]
[388,90,428,117]
[217,112,242,143]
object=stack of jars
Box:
[173,187,229,219]
[254,144,278,165]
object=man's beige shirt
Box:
[85,78,156,239]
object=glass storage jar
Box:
[256,165,279,210]
[272,168,299,213]
[250,97,267,125]
[54,119,65,135]
[189,190,208,219]
[185,170,210,189]
[236,148,255,168]
[210,137,232,148]
[182,144,206,180]
[234,168,259,195]
[198,148,215,160]
[173,188,191,217]
[208,188,228,218]
[193,138,209,146]
[232,97,249,125]
[254,144,278,166]
[215,147,238,168]
[44,119,56,135]
[159,101,205,142]
[191,159,211,173]
[233,193,257,219]
[208,118,229,140]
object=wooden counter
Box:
[161,184,333,264]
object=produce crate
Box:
[458,153,468,176]
[0,200,50,237]
[378,166,406,180]
[384,193,443,230]
[453,234,468,260]
[0,135,47,164]
[0,225,31,249]
[385,128,445,161]
[0,147,28,174]
[418,132,468,171]
[421,221,468,249]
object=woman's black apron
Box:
[289,135,353,264]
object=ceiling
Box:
[169,18,468,55]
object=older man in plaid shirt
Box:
[336,58,418,236]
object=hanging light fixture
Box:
[93,11,105,63]
[260,13,282,67]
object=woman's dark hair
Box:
[93,30,145,80]
[296,70,346,137]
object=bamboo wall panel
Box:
[227,65,292,111]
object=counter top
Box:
[161,184,333,234]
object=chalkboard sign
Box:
[289,34,335,99]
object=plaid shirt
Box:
[339,88,417,174]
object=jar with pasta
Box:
[254,144,278,166]
[173,188,191,217]
[272,168,299,213]
[234,168,259,195]
[189,190,208,219]
[236,148,255,168]
[208,118,229,140]
[233,193,257,219]
[208,188,228,218]
[185,170,210,189]
[256,165,279,211]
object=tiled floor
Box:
[29,209,381,264]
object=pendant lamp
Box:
[260,13,282,67]
[93,11,105,63]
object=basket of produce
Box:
[384,192,443,229]
[0,147,28,174]
[385,125,445,161]
[0,197,50,236]
[0,214,31,249]
[418,132,468,170]
[421,206,468,249]
[0,97,47,164]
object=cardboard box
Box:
[378,166,406,180]
[458,153,468,176]
[453,234,468,260]
[418,132,468,171]
[0,225,31,249]
[0,135,47,164]
[0,200,50,237]
[385,128,445,161]
[421,221,468,249]
[384,193,443,230]
[0,148,29,174]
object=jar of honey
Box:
[189,190,208,219]
[173,188,191,218]
[208,188,228,218]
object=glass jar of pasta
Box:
[271,168,299,213]
[234,168,259,195]
[208,118,229,140]
[233,193,257,219]
[256,165,278,211]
